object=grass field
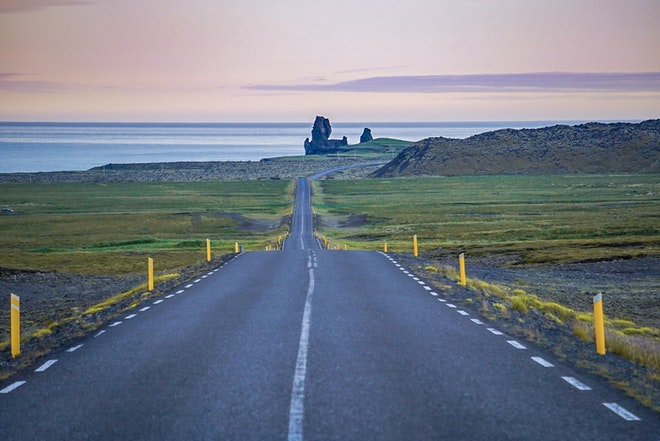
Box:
[313,174,660,263]
[0,180,293,275]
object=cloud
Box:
[0,73,67,92]
[0,0,92,14]
[246,72,660,94]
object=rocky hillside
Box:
[372,120,660,177]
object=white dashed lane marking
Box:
[109,321,122,327]
[507,340,527,350]
[165,294,175,299]
[185,284,193,288]
[94,330,106,337]
[486,327,504,335]
[470,318,484,325]
[562,376,591,391]
[603,403,641,421]
[153,300,164,304]
[176,289,185,294]
[446,304,457,308]
[139,306,151,312]
[0,381,26,394]
[531,356,554,367]
[67,344,83,353]
[125,314,138,320]
[457,310,469,316]
[35,360,58,372]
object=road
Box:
[1,177,658,440]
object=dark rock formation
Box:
[360,128,373,143]
[372,119,660,177]
[304,116,348,155]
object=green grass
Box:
[313,174,660,263]
[0,181,293,275]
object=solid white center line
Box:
[507,340,527,349]
[487,328,504,335]
[603,403,641,421]
[531,356,554,367]
[67,344,83,353]
[0,381,26,394]
[35,359,58,372]
[562,376,591,390]
[288,268,315,441]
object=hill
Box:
[371,120,660,177]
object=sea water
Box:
[0,121,584,173]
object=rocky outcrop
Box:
[304,116,348,154]
[360,128,373,143]
[372,120,660,177]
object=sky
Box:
[1,0,659,122]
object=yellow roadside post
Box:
[413,235,418,257]
[235,242,239,253]
[459,253,467,286]
[593,293,606,355]
[384,243,388,253]
[10,293,20,358]
[148,258,154,291]
[206,239,211,262]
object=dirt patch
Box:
[214,212,286,233]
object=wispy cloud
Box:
[246,72,660,94]
[0,73,67,93]
[0,0,92,14]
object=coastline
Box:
[0,157,382,184]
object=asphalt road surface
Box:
[1,177,658,440]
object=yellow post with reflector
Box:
[459,253,467,286]
[148,258,154,291]
[235,242,239,253]
[593,293,606,355]
[413,235,418,257]
[10,293,20,358]
[384,243,388,253]
[206,239,211,262]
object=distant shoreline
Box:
[0,157,382,184]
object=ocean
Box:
[0,121,585,173]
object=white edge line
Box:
[35,359,58,372]
[139,306,151,312]
[457,310,469,316]
[0,381,26,394]
[125,314,138,319]
[153,299,164,304]
[176,289,185,294]
[470,318,484,324]
[109,321,122,327]
[602,403,641,421]
[487,327,504,335]
[507,340,527,349]
[94,330,106,337]
[185,284,194,288]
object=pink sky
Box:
[1,0,659,122]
